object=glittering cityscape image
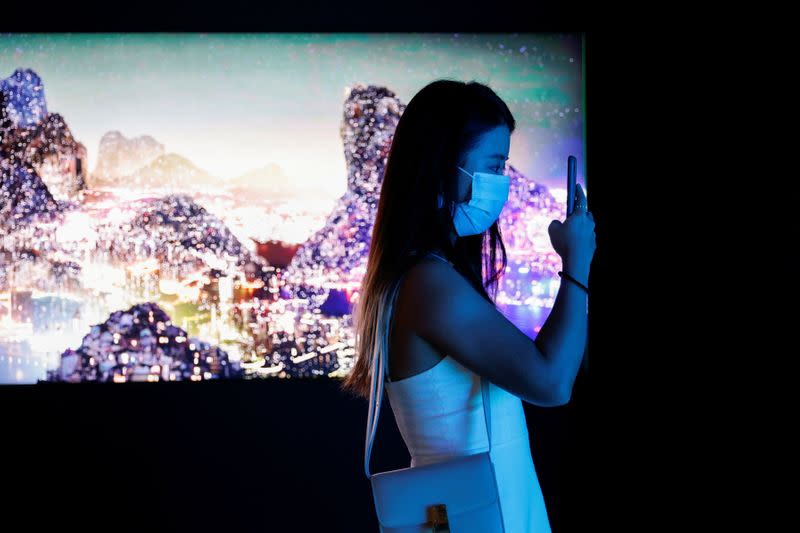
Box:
[0,33,585,385]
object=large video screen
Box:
[0,33,585,384]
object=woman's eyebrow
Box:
[487,154,509,160]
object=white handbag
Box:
[365,251,506,532]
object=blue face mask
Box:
[437,166,510,236]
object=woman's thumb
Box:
[548,219,562,237]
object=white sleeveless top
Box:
[383,251,552,532]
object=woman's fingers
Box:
[574,184,588,214]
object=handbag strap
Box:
[365,251,493,478]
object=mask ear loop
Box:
[456,166,477,203]
[439,166,465,213]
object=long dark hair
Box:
[340,79,515,401]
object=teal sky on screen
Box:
[0,33,584,194]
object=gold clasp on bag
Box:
[427,503,449,532]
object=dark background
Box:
[1,370,588,532]
[0,4,652,532]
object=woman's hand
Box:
[547,184,596,284]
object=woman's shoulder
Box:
[403,252,453,286]
[396,254,460,322]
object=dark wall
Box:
[1,371,587,532]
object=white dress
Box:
[383,252,552,532]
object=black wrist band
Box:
[558,271,589,295]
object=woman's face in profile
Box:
[455,125,511,204]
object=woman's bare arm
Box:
[402,258,569,407]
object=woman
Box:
[340,79,596,532]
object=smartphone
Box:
[566,155,577,216]
[565,155,589,373]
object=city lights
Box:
[2,50,579,385]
